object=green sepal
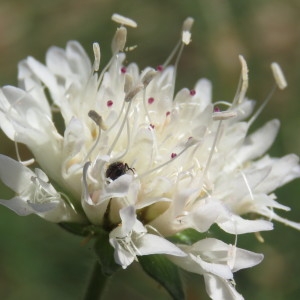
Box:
[168,228,204,245]
[59,222,104,237]
[139,254,185,300]
[94,231,121,276]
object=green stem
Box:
[84,261,108,300]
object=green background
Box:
[0,0,299,299]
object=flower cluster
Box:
[0,14,299,300]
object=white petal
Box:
[0,196,34,216]
[100,174,133,202]
[111,239,135,269]
[0,155,33,193]
[136,234,186,257]
[231,248,264,272]
[230,119,279,170]
[204,274,244,300]
[218,215,273,234]
[119,205,137,235]
[187,200,225,232]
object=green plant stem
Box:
[84,261,108,300]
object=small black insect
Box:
[105,161,134,180]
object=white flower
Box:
[109,205,186,269]
[0,14,299,300]
[170,238,264,300]
[0,155,82,222]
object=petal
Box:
[136,234,186,257]
[231,247,264,272]
[218,215,273,234]
[0,155,33,193]
[100,174,133,202]
[119,205,137,235]
[235,119,280,164]
[0,196,34,216]
[204,274,244,300]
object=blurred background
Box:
[0,0,299,299]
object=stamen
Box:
[82,111,105,162]
[248,62,287,127]
[182,17,194,32]
[88,110,106,130]
[125,45,138,52]
[93,42,101,72]
[271,62,287,90]
[124,73,133,94]
[255,232,265,243]
[182,31,191,45]
[232,55,249,107]
[141,69,157,87]
[248,84,276,127]
[162,17,194,68]
[138,138,198,180]
[212,110,237,121]
[240,170,254,201]
[111,26,127,53]
[110,119,131,161]
[125,84,143,102]
[14,140,35,166]
[202,120,223,179]
[111,13,138,28]
[107,89,137,156]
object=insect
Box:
[105,161,134,180]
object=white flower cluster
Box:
[0,14,299,300]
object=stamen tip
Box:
[112,13,137,28]
[271,62,287,90]
[238,55,248,81]
[92,42,100,72]
[182,31,192,45]
[182,17,194,32]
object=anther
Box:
[93,42,101,72]
[232,55,249,107]
[111,26,127,53]
[271,62,287,90]
[125,84,144,102]
[182,17,194,32]
[142,69,157,87]
[182,31,191,45]
[88,110,107,130]
[111,13,138,28]
[213,110,237,121]
[124,73,133,94]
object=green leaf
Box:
[139,255,185,300]
[94,231,120,276]
[168,228,204,245]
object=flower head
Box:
[0,14,299,300]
